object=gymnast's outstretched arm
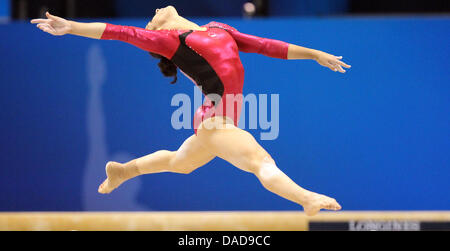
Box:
[31,12,106,39]
[226,27,351,73]
[31,12,179,59]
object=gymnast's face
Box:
[145,5,179,30]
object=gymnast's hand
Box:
[314,50,351,73]
[31,12,71,36]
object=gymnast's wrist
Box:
[310,49,322,60]
[67,21,76,34]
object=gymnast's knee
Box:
[168,151,196,174]
[248,154,281,180]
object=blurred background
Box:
[3,0,450,19]
[0,0,449,212]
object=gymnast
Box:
[31,6,350,216]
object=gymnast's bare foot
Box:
[303,192,342,216]
[98,161,138,194]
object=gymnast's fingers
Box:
[37,23,56,35]
[30,18,49,24]
[337,60,351,68]
[326,62,338,72]
[331,61,345,73]
[45,12,59,21]
[336,64,346,73]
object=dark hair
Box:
[149,52,178,84]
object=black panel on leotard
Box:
[171,31,224,105]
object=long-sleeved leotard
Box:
[101,21,289,134]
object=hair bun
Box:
[149,52,178,84]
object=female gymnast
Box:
[31,6,350,216]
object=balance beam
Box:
[0,211,449,231]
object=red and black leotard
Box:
[101,21,289,134]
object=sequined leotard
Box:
[101,21,289,134]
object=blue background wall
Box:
[0,0,9,19]
[0,17,449,211]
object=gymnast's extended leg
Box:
[98,134,215,194]
[196,117,341,216]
